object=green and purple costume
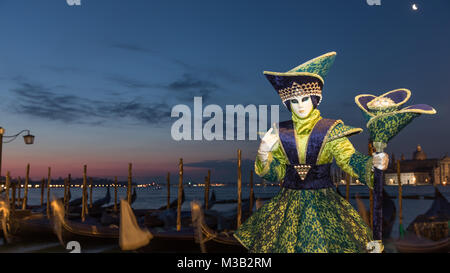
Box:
[234,52,375,253]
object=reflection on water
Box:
[1,184,448,253]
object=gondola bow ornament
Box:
[355,88,436,241]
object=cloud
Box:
[110,43,155,54]
[105,73,220,103]
[106,74,156,90]
[165,73,220,103]
[9,80,172,126]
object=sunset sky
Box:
[0,0,448,183]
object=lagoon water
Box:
[1,184,448,253]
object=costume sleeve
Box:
[327,137,374,189]
[254,142,288,182]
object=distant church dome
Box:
[413,145,427,160]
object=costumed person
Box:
[233,52,389,253]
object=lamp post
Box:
[0,127,35,183]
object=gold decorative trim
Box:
[263,71,324,84]
[379,88,411,107]
[355,88,412,117]
[326,128,364,142]
[366,107,437,128]
[316,120,342,164]
[233,233,250,250]
[354,94,377,117]
[278,81,322,103]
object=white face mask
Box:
[289,95,314,118]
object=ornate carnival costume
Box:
[234,52,388,253]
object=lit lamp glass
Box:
[23,134,35,145]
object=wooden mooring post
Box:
[177,158,183,231]
[89,177,93,209]
[5,171,11,210]
[127,163,132,204]
[11,178,16,215]
[82,165,87,222]
[204,170,210,210]
[17,176,21,208]
[65,174,71,214]
[397,160,403,234]
[114,176,118,213]
[166,172,170,210]
[22,164,30,210]
[46,167,51,218]
[368,141,374,229]
[40,178,45,207]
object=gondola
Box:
[190,201,246,253]
[394,187,450,253]
[50,188,189,246]
[1,187,115,244]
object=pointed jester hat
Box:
[355,88,436,148]
[263,52,337,107]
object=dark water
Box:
[1,184,448,253]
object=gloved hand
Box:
[257,125,279,162]
[373,152,389,171]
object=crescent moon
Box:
[412,4,418,11]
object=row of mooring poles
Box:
[2,163,130,222]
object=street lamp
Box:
[0,127,35,183]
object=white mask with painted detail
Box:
[289,95,314,118]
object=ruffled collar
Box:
[291,109,322,135]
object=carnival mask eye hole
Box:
[291,99,299,104]
[302,97,309,102]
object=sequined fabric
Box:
[234,187,373,253]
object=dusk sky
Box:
[0,0,448,183]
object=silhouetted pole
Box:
[368,141,374,229]
[249,170,254,213]
[5,171,10,209]
[22,164,30,210]
[40,178,45,207]
[114,176,118,213]
[89,177,93,209]
[177,158,183,231]
[17,176,21,208]
[204,170,211,209]
[63,178,68,209]
[11,179,16,215]
[127,163,132,204]
[65,174,71,214]
[166,172,170,210]
[82,165,87,222]
[397,160,403,236]
[46,167,51,218]
[237,149,242,228]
